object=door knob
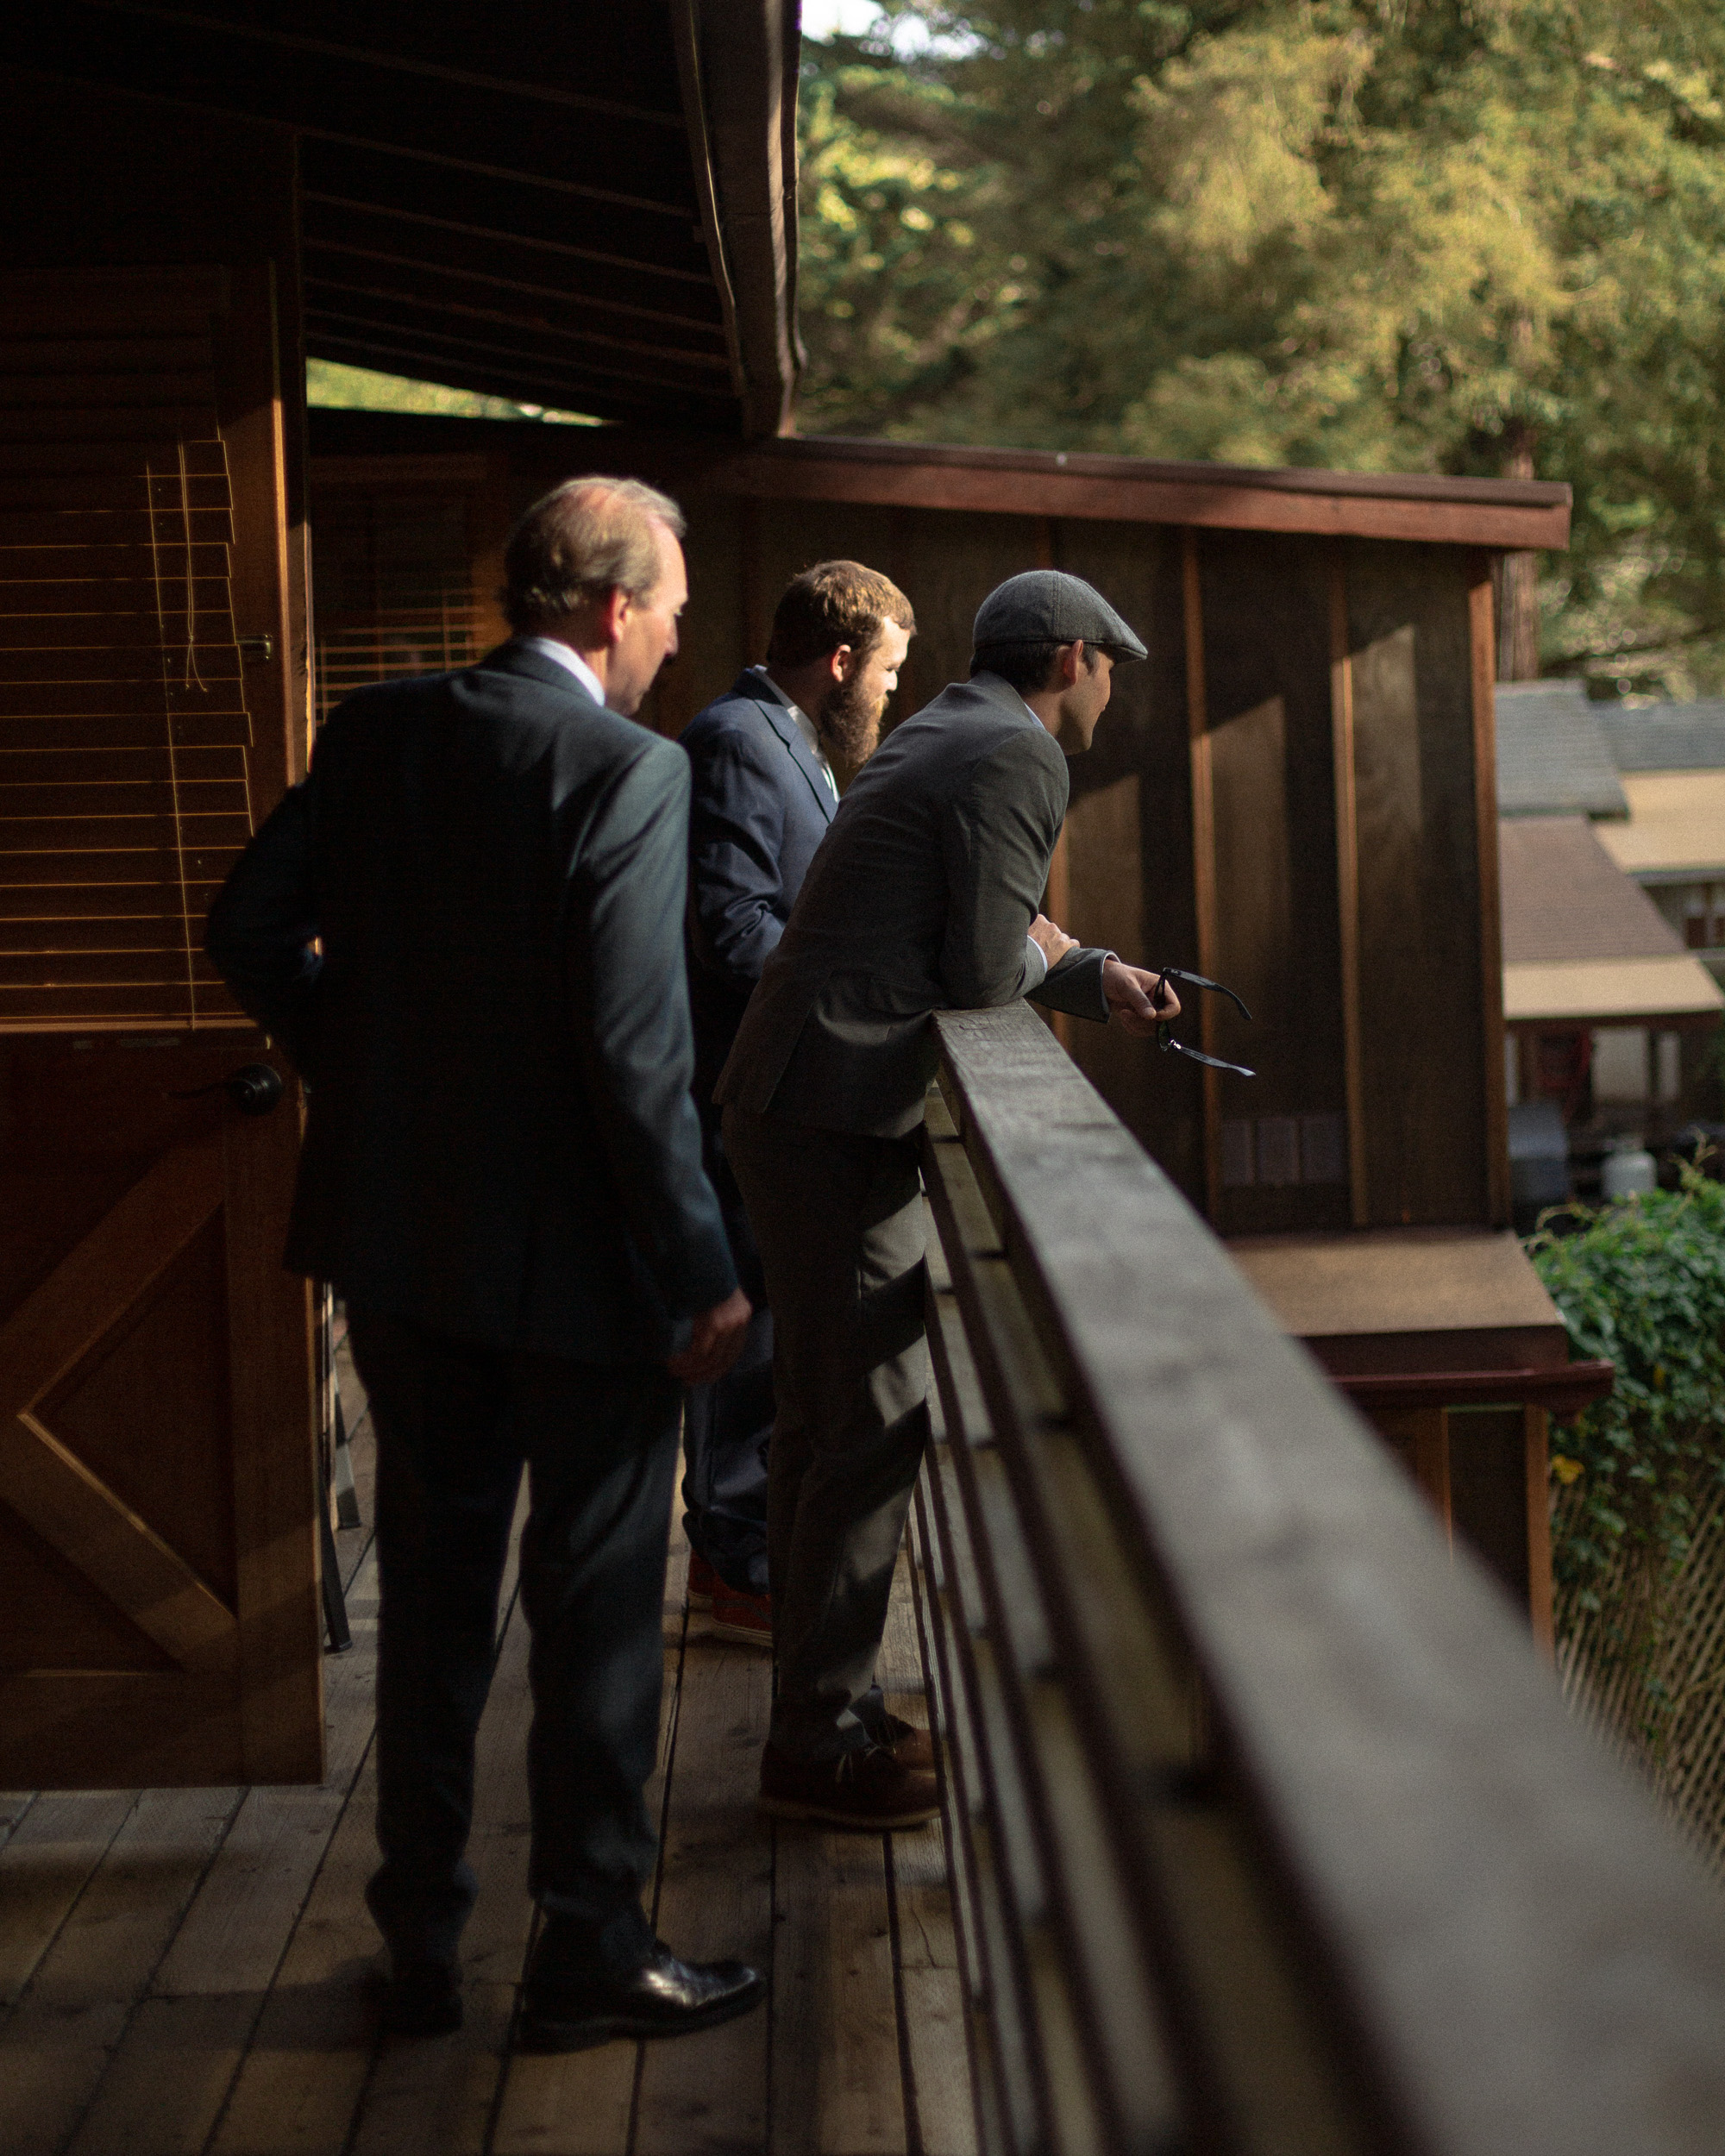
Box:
[169,1062,285,1115]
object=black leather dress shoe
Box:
[380,1957,462,2037]
[517,1938,766,2053]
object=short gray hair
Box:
[501,475,686,632]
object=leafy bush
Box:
[1527,1167,1725,1766]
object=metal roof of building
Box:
[0,2,800,436]
[1494,682,1628,820]
[1600,703,1725,772]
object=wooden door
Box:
[0,266,321,1786]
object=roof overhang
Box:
[304,411,1572,548]
[0,0,800,436]
[1503,956,1725,1029]
[1596,772,1725,884]
[681,435,1571,546]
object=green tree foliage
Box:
[798,1,1725,692]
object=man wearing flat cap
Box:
[716,569,1177,1829]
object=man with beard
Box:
[680,561,916,1647]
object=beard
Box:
[813,674,888,771]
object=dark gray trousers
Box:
[722,1104,931,1760]
[348,1308,681,1968]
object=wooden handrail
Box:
[910,1002,1725,2156]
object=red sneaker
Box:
[710,1580,773,1648]
[687,1552,717,1612]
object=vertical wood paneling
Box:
[1471,563,1511,1225]
[1347,542,1490,1227]
[1182,530,1223,1220]
[1329,556,1368,1227]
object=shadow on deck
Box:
[0,1349,976,2156]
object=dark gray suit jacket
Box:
[682,668,836,1113]
[715,671,1111,1138]
[205,642,737,1363]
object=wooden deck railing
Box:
[909,1002,1725,2156]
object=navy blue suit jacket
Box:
[682,670,837,1112]
[205,642,737,1362]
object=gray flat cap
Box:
[972,569,1147,662]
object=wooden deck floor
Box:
[0,1351,976,2156]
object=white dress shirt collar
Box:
[520,636,606,709]
[747,666,839,800]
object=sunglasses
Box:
[1151,968,1256,1080]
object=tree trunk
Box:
[1496,405,1541,681]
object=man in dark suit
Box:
[717,570,1177,1829]
[206,477,765,2052]
[680,561,915,1645]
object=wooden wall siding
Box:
[1342,541,1490,1227]
[307,445,1506,1230]
[0,269,260,1030]
[0,86,322,1793]
[1191,530,1351,1236]
[1056,519,1206,1206]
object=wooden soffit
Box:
[0,2,800,436]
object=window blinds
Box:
[0,268,256,1031]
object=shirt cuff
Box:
[1023,933,1048,989]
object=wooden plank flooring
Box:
[0,1341,978,2156]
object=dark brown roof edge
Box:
[304,409,1571,548]
[791,432,1572,510]
[718,434,1572,548]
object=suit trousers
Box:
[348,1308,681,1968]
[681,1111,773,1592]
[721,1104,931,1760]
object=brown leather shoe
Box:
[759,1741,941,1829]
[869,1710,936,1772]
[710,1581,773,1647]
[887,1724,935,1771]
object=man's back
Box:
[681,671,835,1107]
[209,642,732,1359]
[718,671,1105,1137]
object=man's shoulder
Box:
[682,680,782,747]
[681,686,793,779]
[862,677,1048,785]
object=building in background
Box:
[1496,683,1725,1163]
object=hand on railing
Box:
[1030,912,1080,968]
[1102,957,1178,1035]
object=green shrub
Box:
[1527,1166,1725,1760]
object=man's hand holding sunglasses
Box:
[1102,959,1180,1036]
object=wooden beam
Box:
[703,443,1571,548]
[671,0,799,436]
[303,265,731,374]
[0,4,698,216]
[304,330,729,427]
[298,208,727,331]
[0,1412,236,1667]
[0,1133,223,1420]
[58,0,690,129]
[304,298,732,394]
